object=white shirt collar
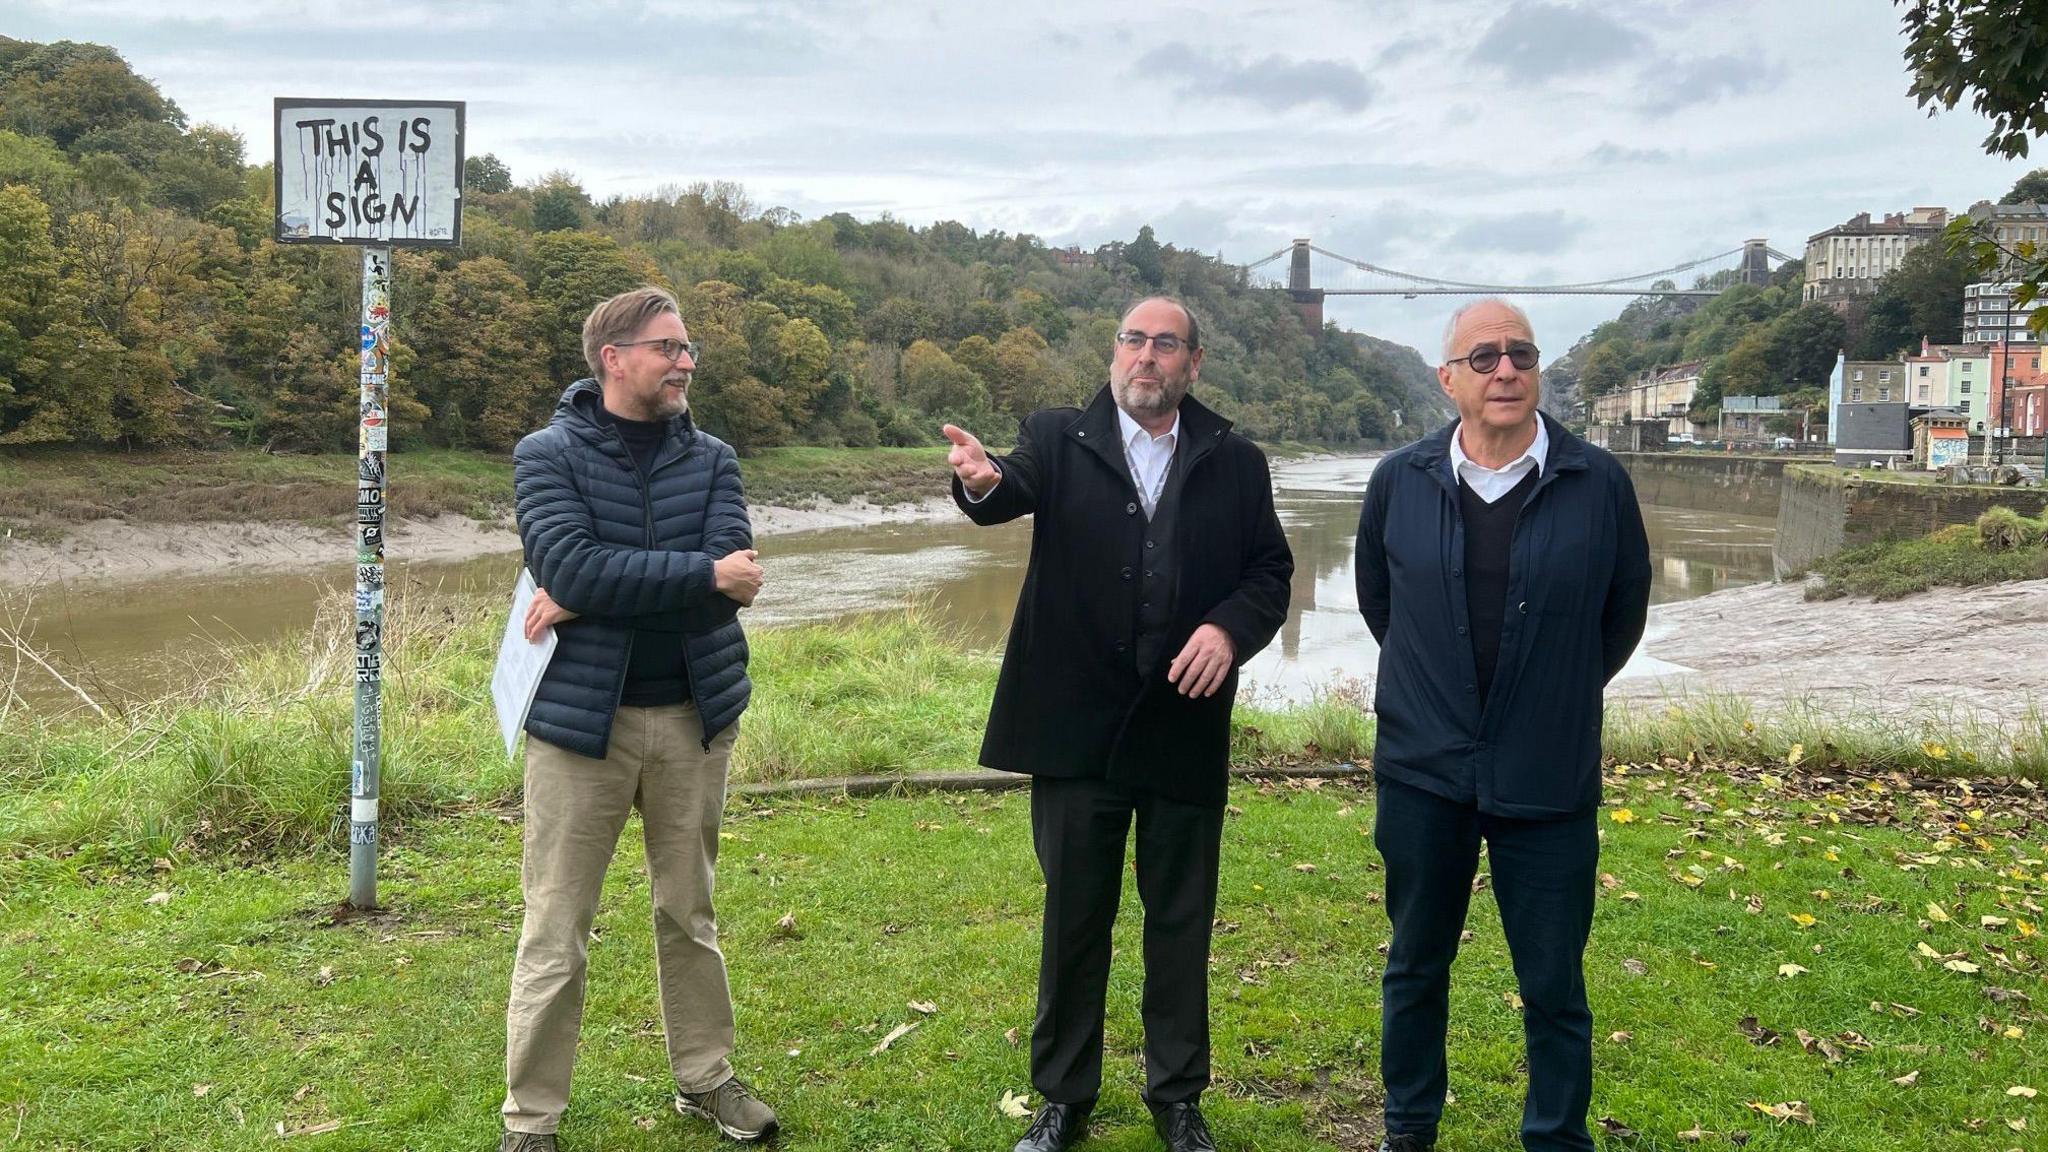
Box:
[1450,417,1547,478]
[1116,406,1179,450]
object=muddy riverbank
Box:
[1612,575,2048,725]
[0,497,963,586]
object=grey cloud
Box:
[1640,52,1784,116]
[1585,142,1673,165]
[1137,43,1376,114]
[1444,210,1587,255]
[1373,34,1439,68]
[1469,2,1648,82]
[10,5,824,76]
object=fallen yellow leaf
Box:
[869,1021,919,1056]
[998,1090,1034,1119]
[2009,1085,2039,1099]
[1789,913,1817,929]
[1778,963,1808,978]
[1785,744,1805,767]
[1744,1100,1814,1125]
[1926,902,1952,923]
[1891,1070,1920,1087]
[1943,958,1981,974]
[1610,808,1636,824]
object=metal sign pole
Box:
[351,245,392,909]
[274,97,461,906]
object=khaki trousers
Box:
[502,702,738,1134]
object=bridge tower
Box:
[1288,238,1325,332]
[1740,239,1772,286]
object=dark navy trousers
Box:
[1374,775,1599,1152]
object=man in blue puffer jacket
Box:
[498,286,776,1151]
[1355,299,1651,1152]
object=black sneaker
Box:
[1379,1135,1436,1152]
[675,1075,779,1142]
[499,1133,557,1152]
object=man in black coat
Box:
[501,287,778,1151]
[944,297,1293,1152]
[1353,299,1651,1152]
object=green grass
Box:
[1607,692,2048,781]
[0,444,961,536]
[1809,507,2048,602]
[0,446,518,529]
[9,596,2048,867]
[735,446,951,509]
[0,439,1346,540]
[2,767,2043,1150]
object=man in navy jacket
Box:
[501,287,776,1151]
[1354,298,1650,1152]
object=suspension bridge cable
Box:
[1299,244,1753,293]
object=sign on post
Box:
[275,97,465,910]
[274,99,464,247]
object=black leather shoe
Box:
[1012,1099,1094,1152]
[1379,1134,1435,1152]
[1148,1101,1217,1152]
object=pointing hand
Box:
[942,424,1000,498]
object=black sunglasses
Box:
[1447,342,1539,373]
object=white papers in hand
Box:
[492,568,557,759]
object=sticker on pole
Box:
[274,98,464,247]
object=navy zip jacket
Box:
[1354,413,1650,819]
[513,379,752,757]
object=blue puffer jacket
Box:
[1354,414,1650,819]
[514,379,751,757]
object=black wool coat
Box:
[513,380,752,757]
[954,387,1294,809]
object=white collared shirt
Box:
[962,406,1181,510]
[1449,419,1548,503]
[1116,406,1180,517]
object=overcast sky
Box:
[9,0,2036,359]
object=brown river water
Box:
[6,456,1776,714]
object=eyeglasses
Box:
[1115,330,1189,355]
[614,338,701,364]
[1446,342,1539,373]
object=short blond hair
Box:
[582,286,680,381]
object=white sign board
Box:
[274,98,464,247]
[493,569,558,759]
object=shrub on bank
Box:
[1808,503,2048,600]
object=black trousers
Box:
[1374,776,1600,1152]
[1029,775,1225,1105]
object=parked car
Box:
[1773,435,1797,450]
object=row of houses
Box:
[1587,362,1801,446]
[1828,339,2048,466]
[1588,198,2048,462]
